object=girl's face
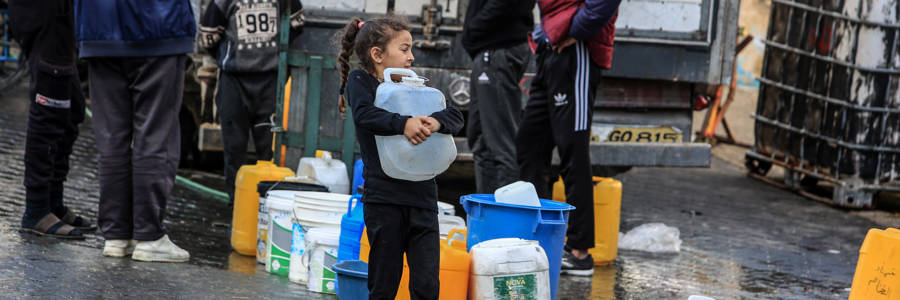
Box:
[370,30,414,80]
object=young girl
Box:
[336,16,463,299]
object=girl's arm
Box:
[428,106,464,135]
[347,74,410,136]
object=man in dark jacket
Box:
[9,0,93,239]
[461,0,535,194]
[75,0,195,262]
[517,0,621,276]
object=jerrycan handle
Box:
[383,68,417,82]
[347,194,361,215]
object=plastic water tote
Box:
[469,238,551,300]
[849,228,900,300]
[338,194,364,263]
[298,153,350,194]
[232,161,295,256]
[461,194,574,300]
[374,68,457,181]
[333,260,369,300]
[494,181,541,207]
[305,227,341,294]
[352,159,364,194]
[257,183,328,264]
[553,176,622,265]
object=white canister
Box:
[305,227,341,294]
[469,238,551,300]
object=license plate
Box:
[591,125,683,143]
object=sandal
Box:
[22,214,85,240]
[60,210,96,230]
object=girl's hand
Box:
[404,117,431,145]
[420,116,441,133]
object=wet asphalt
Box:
[0,81,879,299]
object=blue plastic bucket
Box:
[333,260,369,299]
[338,194,365,263]
[352,159,364,194]
[461,194,574,300]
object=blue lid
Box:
[460,194,575,211]
[332,260,369,278]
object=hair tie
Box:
[357,21,365,29]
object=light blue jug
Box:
[374,68,457,181]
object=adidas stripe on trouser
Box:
[516,41,602,250]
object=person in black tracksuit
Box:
[461,0,535,194]
[200,0,304,202]
[336,17,464,300]
[10,0,92,239]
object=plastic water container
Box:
[849,228,900,300]
[553,176,622,265]
[257,182,328,264]
[461,194,574,300]
[495,181,541,207]
[289,202,343,284]
[469,238,551,300]
[374,68,457,181]
[298,153,350,194]
[352,159,364,194]
[359,228,470,300]
[437,201,456,216]
[267,214,294,275]
[306,227,341,294]
[438,214,466,239]
[338,194,364,263]
[232,161,295,256]
[294,191,351,211]
[333,260,369,300]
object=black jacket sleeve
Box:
[199,1,227,57]
[429,106,464,135]
[466,0,519,37]
[347,72,410,136]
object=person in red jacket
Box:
[517,0,621,276]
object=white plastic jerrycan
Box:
[374,68,457,181]
[494,181,541,207]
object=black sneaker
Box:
[561,250,594,276]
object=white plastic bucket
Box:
[266,214,293,276]
[294,191,351,209]
[469,238,551,300]
[305,227,341,294]
[437,201,456,216]
[288,203,343,284]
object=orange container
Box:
[360,228,470,299]
[230,160,295,256]
[848,228,900,300]
[552,176,622,265]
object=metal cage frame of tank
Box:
[273,0,358,176]
[748,0,900,207]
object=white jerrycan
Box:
[373,68,457,181]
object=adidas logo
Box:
[554,93,568,106]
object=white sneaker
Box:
[132,235,190,263]
[103,239,137,257]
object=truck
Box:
[184,0,739,176]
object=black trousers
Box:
[516,42,601,250]
[216,72,275,202]
[467,43,531,194]
[9,0,85,222]
[88,55,186,241]
[364,203,439,300]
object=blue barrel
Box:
[461,194,574,300]
[352,159,364,194]
[333,260,369,300]
[338,194,365,262]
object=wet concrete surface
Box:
[0,81,881,299]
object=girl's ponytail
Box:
[337,17,362,116]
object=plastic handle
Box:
[347,195,359,215]
[533,210,567,233]
[446,229,467,246]
[383,68,417,82]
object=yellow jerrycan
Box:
[231,160,295,256]
[553,176,622,265]
[360,228,471,299]
[848,227,900,300]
